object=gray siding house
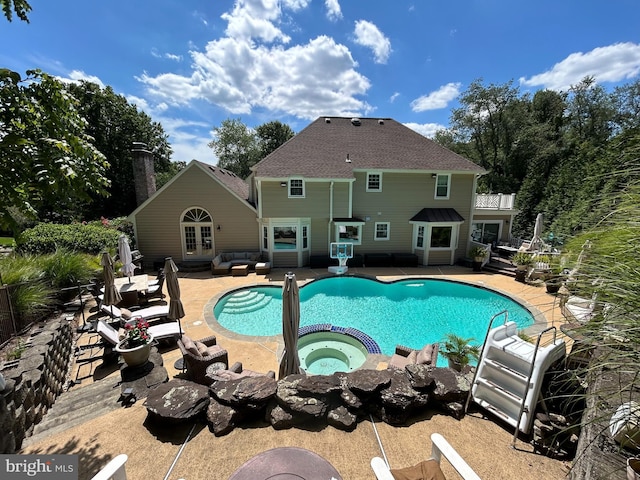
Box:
[130,117,518,269]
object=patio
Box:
[21,266,572,479]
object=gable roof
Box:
[252,116,485,179]
[194,161,249,200]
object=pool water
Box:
[214,276,535,364]
[298,332,368,375]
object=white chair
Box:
[100,304,169,323]
[371,433,481,480]
[91,454,128,480]
[96,319,183,346]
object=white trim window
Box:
[288,178,304,198]
[366,172,382,192]
[434,174,450,200]
[415,225,425,248]
[430,225,454,248]
[374,222,390,241]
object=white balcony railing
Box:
[475,193,516,210]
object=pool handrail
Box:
[463,309,509,414]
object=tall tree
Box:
[66,81,173,220]
[0,69,109,232]
[208,119,261,179]
[256,120,295,158]
[1,0,30,22]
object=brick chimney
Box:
[131,142,157,206]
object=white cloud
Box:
[389,92,400,103]
[325,0,342,21]
[353,20,391,64]
[404,122,446,138]
[222,0,290,43]
[410,82,462,112]
[60,70,105,88]
[165,53,183,62]
[520,42,640,91]
[282,0,311,11]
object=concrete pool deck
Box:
[21,265,572,479]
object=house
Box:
[129,117,518,269]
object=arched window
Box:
[180,207,214,260]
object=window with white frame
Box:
[366,172,382,192]
[334,222,363,245]
[416,225,425,248]
[302,225,308,249]
[288,178,304,197]
[435,174,450,199]
[263,226,268,250]
[273,226,297,250]
[430,226,453,248]
[374,222,390,240]
[471,222,500,245]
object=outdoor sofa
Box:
[211,251,270,275]
[388,343,439,369]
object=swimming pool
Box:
[212,276,536,365]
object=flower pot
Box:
[472,260,483,272]
[114,338,153,367]
[447,358,464,372]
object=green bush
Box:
[39,250,100,289]
[11,281,56,321]
[16,223,122,255]
[0,254,44,284]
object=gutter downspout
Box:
[328,181,334,248]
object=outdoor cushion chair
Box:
[139,273,165,303]
[96,319,183,347]
[177,334,229,385]
[100,303,169,323]
[371,433,481,480]
[210,361,276,382]
[388,343,439,370]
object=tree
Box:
[0,69,109,232]
[1,0,30,22]
[256,120,294,158]
[208,119,260,179]
[66,81,173,219]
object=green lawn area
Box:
[0,237,15,247]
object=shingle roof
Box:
[410,208,465,223]
[253,117,484,179]
[195,161,249,200]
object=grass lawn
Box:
[0,237,15,247]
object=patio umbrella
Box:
[101,251,121,318]
[118,234,136,284]
[530,213,544,251]
[278,272,301,379]
[164,257,185,337]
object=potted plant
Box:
[469,246,488,272]
[512,252,533,271]
[114,316,154,367]
[544,257,565,294]
[441,333,481,372]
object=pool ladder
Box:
[464,310,566,448]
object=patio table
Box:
[114,274,148,307]
[228,446,343,480]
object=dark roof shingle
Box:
[253,117,484,178]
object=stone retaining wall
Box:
[0,315,73,453]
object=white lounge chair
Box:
[91,454,128,480]
[371,433,481,480]
[561,293,599,323]
[100,304,169,323]
[96,319,183,346]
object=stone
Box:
[327,405,357,431]
[267,402,297,430]
[380,369,419,411]
[207,399,239,436]
[276,376,330,418]
[144,379,209,423]
[296,374,342,395]
[405,364,436,390]
[120,363,168,400]
[428,367,473,404]
[210,376,277,409]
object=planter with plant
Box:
[440,333,481,372]
[469,246,488,272]
[544,257,565,294]
[114,317,154,367]
[512,252,533,271]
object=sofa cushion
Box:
[194,340,210,356]
[406,349,418,364]
[213,256,221,267]
[205,344,224,357]
[233,252,246,260]
[416,344,434,365]
[181,336,201,357]
[120,307,133,319]
[250,253,261,261]
[212,370,243,381]
[222,253,232,262]
[390,459,446,480]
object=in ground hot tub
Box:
[297,331,368,375]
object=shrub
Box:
[10,281,56,321]
[38,250,100,289]
[16,223,122,255]
[0,254,44,284]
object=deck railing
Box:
[475,193,516,210]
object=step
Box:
[221,293,272,314]
[483,358,529,381]
[475,399,518,429]
[225,290,262,304]
[476,377,525,404]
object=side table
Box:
[205,361,227,383]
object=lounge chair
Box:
[100,303,169,323]
[91,454,128,480]
[177,335,229,385]
[96,319,183,347]
[371,433,481,480]
[561,294,600,323]
[388,343,439,370]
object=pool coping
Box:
[202,273,550,368]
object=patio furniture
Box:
[371,433,480,480]
[229,447,343,480]
[255,262,271,275]
[139,272,165,303]
[392,253,419,267]
[177,335,229,385]
[212,251,263,275]
[96,319,183,346]
[388,343,439,370]
[112,274,149,307]
[100,303,169,323]
[208,361,276,383]
[91,454,128,480]
[364,253,393,267]
[231,264,249,276]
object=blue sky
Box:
[2,0,640,165]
